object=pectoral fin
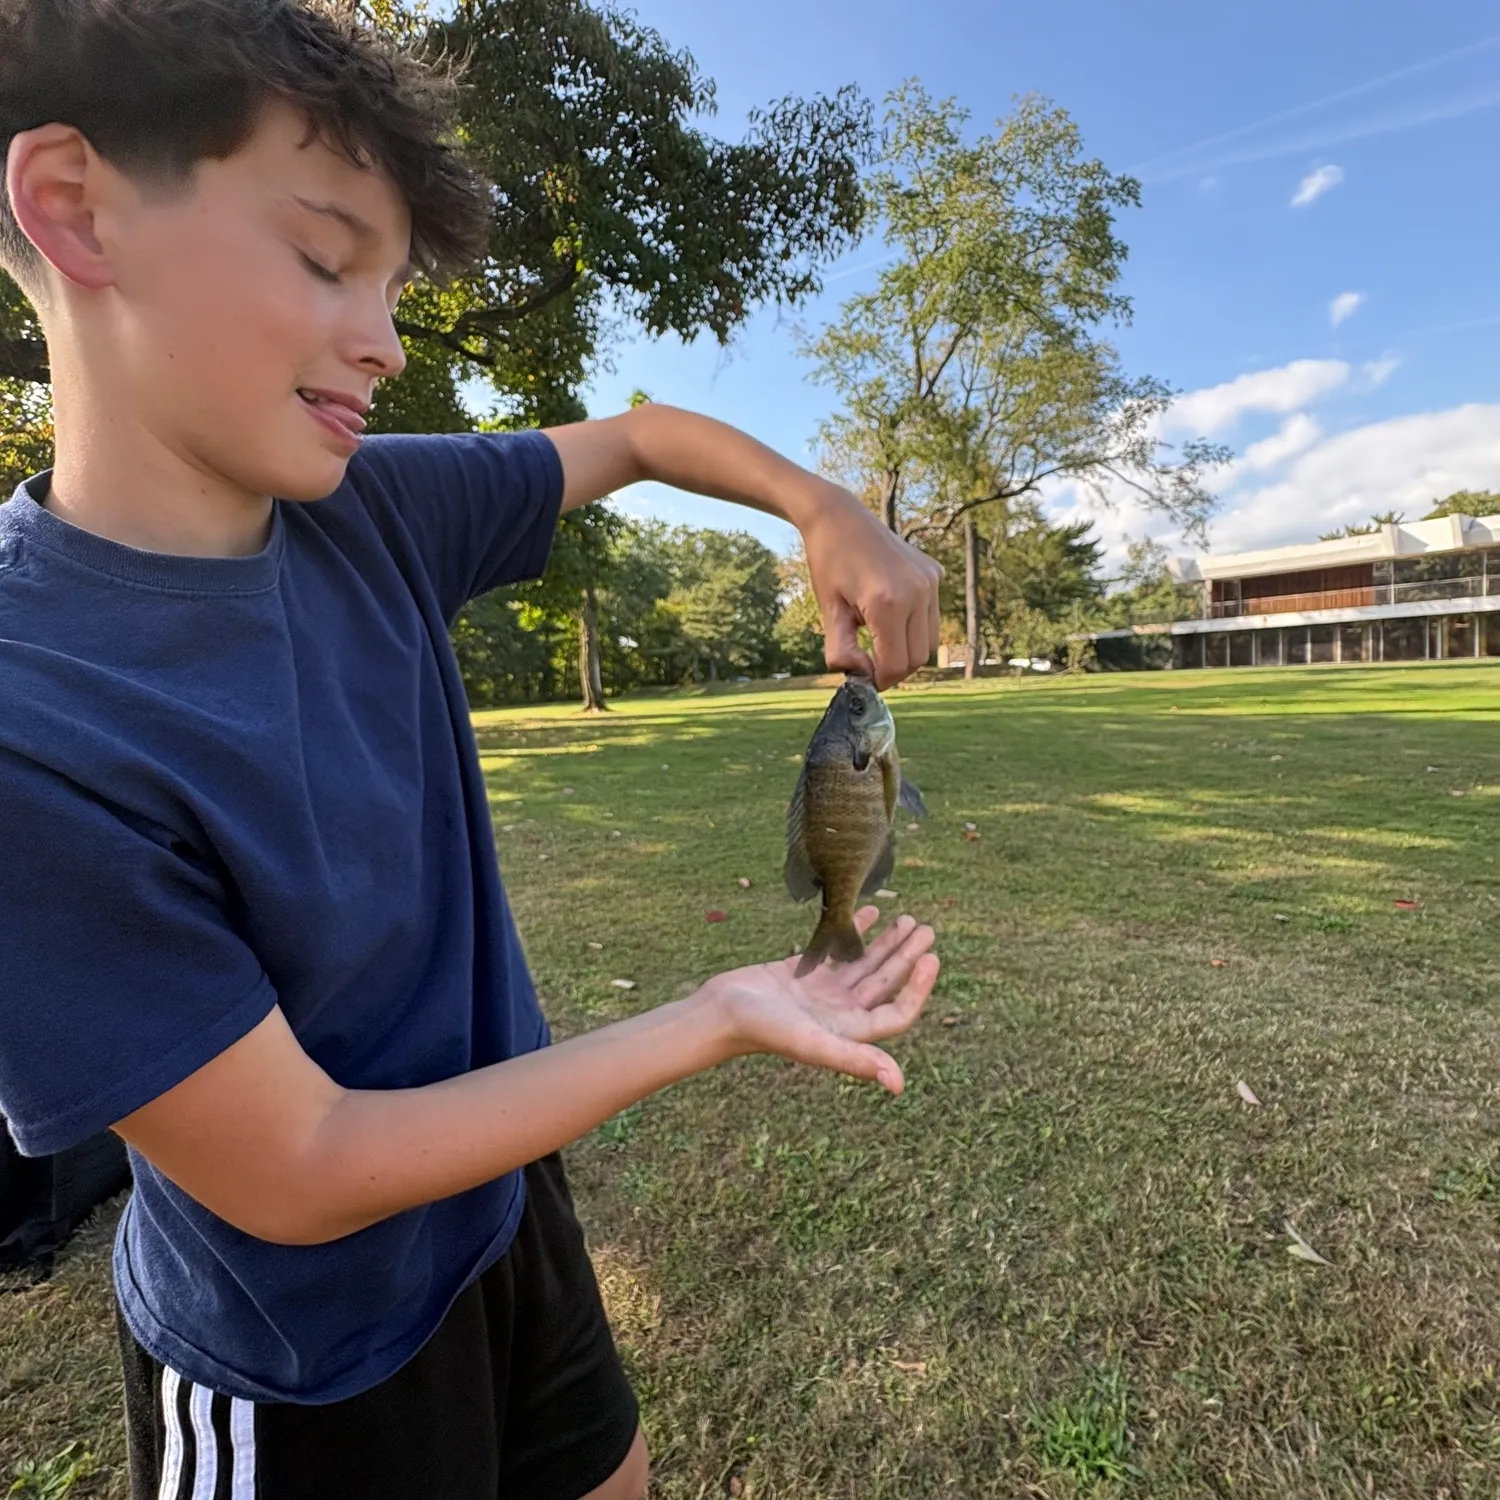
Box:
[784,764,821,902]
[898,776,929,818]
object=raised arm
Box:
[544,405,944,689]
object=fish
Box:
[784,676,928,974]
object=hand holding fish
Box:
[800,487,944,689]
[701,908,939,1095]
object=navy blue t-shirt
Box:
[0,430,564,1403]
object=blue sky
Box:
[568,0,1500,569]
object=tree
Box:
[1318,508,1405,541]
[0,276,50,495]
[665,529,782,682]
[803,85,1228,678]
[1423,489,1500,520]
[1099,536,1202,628]
[772,543,828,675]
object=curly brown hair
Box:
[0,0,492,299]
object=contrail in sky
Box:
[1131,34,1500,181]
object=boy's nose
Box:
[353,308,408,381]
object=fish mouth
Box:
[852,744,871,772]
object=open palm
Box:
[706,907,940,1094]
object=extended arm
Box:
[544,405,944,689]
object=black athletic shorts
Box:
[117,1151,641,1500]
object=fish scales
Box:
[785,677,926,973]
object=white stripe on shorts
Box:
[157,1366,184,1500]
[187,1381,218,1500]
[229,1396,257,1500]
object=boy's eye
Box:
[300,253,342,285]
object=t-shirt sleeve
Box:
[0,751,278,1158]
[348,429,566,621]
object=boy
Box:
[0,2,942,1497]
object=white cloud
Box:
[1166,359,1349,435]
[1292,164,1344,206]
[1241,414,1323,471]
[1042,363,1500,571]
[1213,404,1500,552]
[1329,291,1364,327]
[1359,356,1401,389]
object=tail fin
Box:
[795,908,866,977]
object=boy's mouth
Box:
[298,388,367,445]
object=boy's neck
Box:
[45,398,275,560]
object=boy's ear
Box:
[6,124,116,293]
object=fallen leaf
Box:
[1273,913,1289,922]
[1270,754,1283,762]
[538,853,550,861]
[1236,1080,1261,1107]
[940,1016,959,1028]
[875,888,898,899]
[660,763,669,771]
[1425,765,1439,772]
[728,1478,743,1497]
[500,824,515,833]
[738,877,752,888]
[1284,1221,1330,1266]
[705,910,728,923]
[963,821,978,831]
[1210,958,1227,968]
[891,1359,928,1372]
[587,942,604,950]
[938,896,957,907]
[1393,899,1420,910]
[1450,789,1465,797]
[964,830,981,842]
[610,978,636,990]
[561,786,575,795]
[907,822,921,832]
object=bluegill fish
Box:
[785,677,928,974]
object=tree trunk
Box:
[707,655,718,683]
[881,469,900,532]
[578,586,607,712]
[963,513,981,681]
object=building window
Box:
[1382,618,1427,661]
[1486,613,1500,656]
[1310,625,1336,663]
[1205,632,1228,668]
[1339,623,1365,662]
[1444,615,1477,658]
[1287,627,1310,665]
[1255,630,1282,667]
[1228,631,1254,667]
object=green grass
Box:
[5,662,1500,1498]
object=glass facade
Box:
[1170,610,1500,669]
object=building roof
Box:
[1168,512,1500,583]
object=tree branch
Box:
[0,337,50,385]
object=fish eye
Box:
[850,696,865,716]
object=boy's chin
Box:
[265,455,357,504]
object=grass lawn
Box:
[5,662,1499,1498]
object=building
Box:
[1097,511,1500,669]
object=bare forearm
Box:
[300,989,737,1243]
[549,404,859,531]
[623,404,845,526]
